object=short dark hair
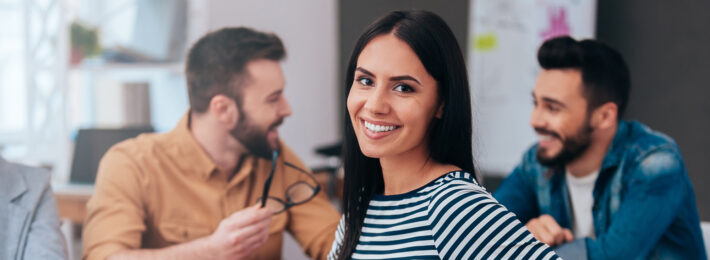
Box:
[186,27,285,113]
[537,36,630,118]
[337,10,475,259]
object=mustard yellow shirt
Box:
[82,113,339,260]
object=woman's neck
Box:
[379,144,458,195]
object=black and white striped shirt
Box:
[328,171,558,259]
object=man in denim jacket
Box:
[494,36,706,259]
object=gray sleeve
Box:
[23,181,68,260]
[554,239,588,260]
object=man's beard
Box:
[230,110,283,159]
[535,121,593,168]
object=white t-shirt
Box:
[565,169,599,239]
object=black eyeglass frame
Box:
[259,150,321,213]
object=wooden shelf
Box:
[70,62,184,74]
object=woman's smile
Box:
[360,118,402,140]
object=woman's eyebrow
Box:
[356,67,375,77]
[357,67,422,86]
[389,75,421,85]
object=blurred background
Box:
[1,0,708,259]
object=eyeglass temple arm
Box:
[283,161,322,194]
[261,151,279,207]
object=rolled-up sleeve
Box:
[82,148,147,260]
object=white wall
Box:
[198,0,340,168]
[467,0,597,175]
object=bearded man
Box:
[82,27,339,260]
[493,36,706,260]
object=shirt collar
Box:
[600,120,631,171]
[166,111,259,181]
[165,111,219,180]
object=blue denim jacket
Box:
[494,120,706,260]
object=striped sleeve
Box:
[327,216,345,260]
[426,173,559,260]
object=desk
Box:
[53,184,94,224]
[52,184,93,260]
[50,174,343,223]
[312,170,343,201]
[50,171,344,222]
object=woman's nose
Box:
[363,87,389,115]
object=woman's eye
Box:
[393,84,414,93]
[357,77,373,86]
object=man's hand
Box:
[525,214,574,247]
[106,205,273,260]
[206,205,273,260]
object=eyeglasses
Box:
[258,150,321,214]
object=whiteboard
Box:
[467,0,597,176]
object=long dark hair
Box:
[337,10,475,259]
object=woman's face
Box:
[348,33,441,159]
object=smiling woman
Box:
[329,10,560,260]
[347,33,441,159]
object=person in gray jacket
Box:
[0,156,67,260]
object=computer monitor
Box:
[69,127,154,184]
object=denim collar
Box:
[600,120,632,172]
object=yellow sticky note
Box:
[474,33,498,52]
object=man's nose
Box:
[280,97,292,118]
[530,107,545,129]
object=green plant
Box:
[70,21,100,57]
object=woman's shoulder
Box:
[424,170,497,213]
[425,171,559,259]
[425,170,488,195]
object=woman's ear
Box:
[591,102,618,130]
[435,102,444,119]
[209,94,240,126]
